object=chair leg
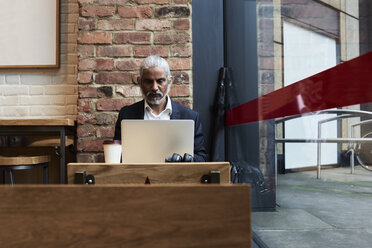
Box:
[0,168,4,184]
[43,163,49,184]
[6,168,14,185]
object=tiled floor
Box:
[252,166,372,248]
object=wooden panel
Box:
[0,185,251,248]
[67,162,230,184]
[0,155,49,166]
[0,118,75,126]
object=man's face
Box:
[140,66,172,105]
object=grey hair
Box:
[139,56,171,83]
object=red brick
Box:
[97,45,132,57]
[170,45,191,57]
[96,98,134,111]
[135,0,168,4]
[169,85,190,97]
[78,59,99,70]
[77,139,104,152]
[78,32,112,44]
[114,32,151,44]
[76,153,95,163]
[78,72,93,84]
[118,6,152,18]
[174,0,189,3]
[77,113,97,125]
[78,18,95,30]
[259,57,274,70]
[172,71,189,84]
[77,125,96,137]
[80,6,116,17]
[154,32,190,44]
[77,100,92,112]
[173,19,189,30]
[134,46,168,57]
[167,58,190,70]
[115,99,135,110]
[78,58,114,71]
[95,59,114,70]
[116,85,141,97]
[116,59,142,71]
[136,19,170,31]
[95,72,132,84]
[79,86,98,98]
[96,99,116,111]
[96,126,115,138]
[97,19,133,30]
[78,45,95,57]
[98,0,130,4]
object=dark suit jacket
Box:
[114,100,208,162]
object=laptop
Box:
[121,120,194,163]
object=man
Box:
[114,56,207,162]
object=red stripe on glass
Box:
[226,51,372,126]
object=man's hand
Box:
[165,153,194,162]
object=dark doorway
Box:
[193,0,276,211]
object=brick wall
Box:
[77,0,192,162]
[257,0,275,181]
[0,0,78,119]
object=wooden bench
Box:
[0,156,49,184]
[0,185,251,247]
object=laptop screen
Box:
[121,120,194,163]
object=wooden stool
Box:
[0,156,49,185]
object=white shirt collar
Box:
[144,96,172,120]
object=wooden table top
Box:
[0,155,49,166]
[0,118,75,126]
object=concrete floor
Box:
[252,166,372,248]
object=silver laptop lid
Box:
[121,120,194,163]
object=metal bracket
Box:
[200,170,220,184]
[74,171,95,184]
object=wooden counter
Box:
[0,185,251,247]
[68,162,230,184]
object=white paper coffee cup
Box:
[103,140,122,163]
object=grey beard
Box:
[143,85,170,105]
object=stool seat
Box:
[0,156,49,166]
[0,156,49,184]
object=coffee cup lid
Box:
[103,140,121,145]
